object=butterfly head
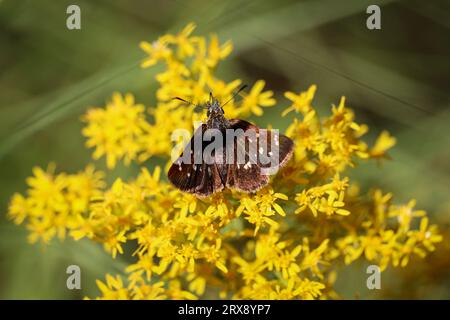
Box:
[206,97,224,118]
[173,85,247,130]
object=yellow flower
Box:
[8,165,104,244]
[272,245,302,279]
[318,191,350,216]
[292,278,325,300]
[131,280,167,300]
[294,175,349,217]
[104,230,127,258]
[82,92,150,169]
[199,239,228,274]
[126,252,156,282]
[140,37,172,68]
[239,80,276,117]
[174,193,198,218]
[96,274,129,300]
[205,34,233,68]
[166,22,197,58]
[300,238,329,278]
[166,280,198,300]
[409,217,442,252]
[370,130,396,159]
[8,193,28,225]
[286,110,323,153]
[8,22,443,301]
[282,84,317,116]
[236,188,288,234]
[232,256,266,284]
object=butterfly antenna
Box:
[172,97,207,110]
[173,97,194,106]
[221,84,248,108]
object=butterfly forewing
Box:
[168,124,226,196]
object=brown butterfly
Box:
[168,85,293,197]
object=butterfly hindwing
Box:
[277,132,294,167]
[256,128,293,170]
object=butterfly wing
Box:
[225,119,293,192]
[168,124,226,197]
[257,128,294,171]
[168,119,294,195]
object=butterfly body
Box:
[206,98,230,130]
[168,93,294,197]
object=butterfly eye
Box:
[207,109,211,116]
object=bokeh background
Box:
[0,0,449,299]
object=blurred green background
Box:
[0,0,449,299]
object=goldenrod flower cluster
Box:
[8,23,442,300]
